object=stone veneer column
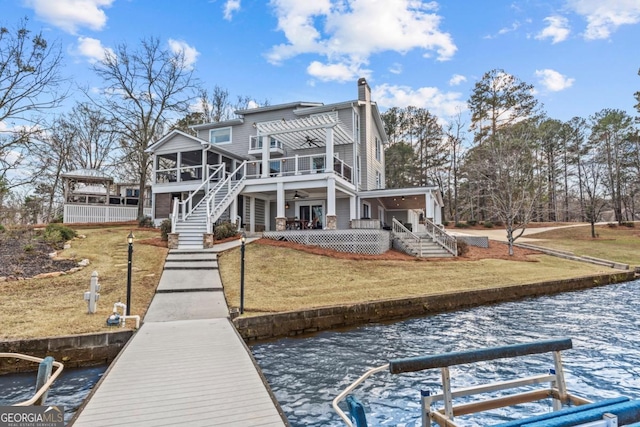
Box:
[275,217,287,231]
[203,233,214,249]
[168,233,179,249]
[326,215,337,230]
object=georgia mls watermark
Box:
[0,406,64,427]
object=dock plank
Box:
[73,319,286,427]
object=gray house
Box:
[146,78,455,256]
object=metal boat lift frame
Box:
[333,338,637,427]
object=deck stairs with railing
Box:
[171,163,246,250]
[391,218,457,258]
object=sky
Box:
[2,0,640,127]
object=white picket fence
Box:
[63,204,152,223]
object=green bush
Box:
[45,223,76,241]
[456,240,469,256]
[160,219,172,241]
[214,222,238,240]
[607,222,617,228]
[455,222,468,228]
[483,221,494,228]
[442,220,449,226]
[493,220,504,226]
[0,224,5,233]
[467,220,478,226]
[43,229,64,248]
[138,215,154,228]
[622,221,635,228]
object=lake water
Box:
[0,365,107,424]
[251,280,640,426]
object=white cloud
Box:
[168,39,200,70]
[223,0,241,21]
[75,36,113,63]
[307,61,368,83]
[24,0,115,34]
[266,0,456,82]
[535,16,570,43]
[449,74,466,86]
[372,83,467,119]
[389,63,403,75]
[484,21,521,39]
[535,69,575,91]
[567,0,640,40]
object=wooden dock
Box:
[72,247,288,426]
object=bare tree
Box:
[91,37,198,218]
[0,18,67,189]
[475,121,543,255]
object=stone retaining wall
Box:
[234,272,635,341]
[0,330,133,374]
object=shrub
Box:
[467,220,478,226]
[45,223,76,241]
[456,240,469,256]
[404,223,412,231]
[483,221,494,228]
[622,221,635,228]
[214,222,238,240]
[160,219,172,241]
[0,224,5,233]
[43,229,64,248]
[607,223,617,228]
[493,220,504,226]
[442,220,449,226]
[138,215,154,228]
[455,222,468,228]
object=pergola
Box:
[256,113,353,150]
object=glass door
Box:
[298,204,324,229]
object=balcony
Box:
[245,154,353,183]
[248,136,285,157]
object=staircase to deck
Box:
[392,218,457,258]
[172,163,246,250]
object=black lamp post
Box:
[240,232,246,314]
[126,231,134,316]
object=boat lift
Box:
[333,338,640,427]
[1,353,64,406]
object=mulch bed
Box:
[0,230,78,278]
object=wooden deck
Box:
[72,248,287,426]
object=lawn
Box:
[524,223,640,266]
[0,226,167,340]
[217,239,614,315]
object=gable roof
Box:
[145,129,247,160]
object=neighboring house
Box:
[146,78,455,256]
[62,169,152,223]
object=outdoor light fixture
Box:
[401,195,405,201]
[240,232,246,315]
[252,122,257,128]
[285,202,290,210]
[126,231,134,316]
[293,191,300,199]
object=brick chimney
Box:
[358,77,371,102]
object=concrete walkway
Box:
[72,239,287,427]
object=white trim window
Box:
[375,171,382,189]
[362,201,371,219]
[210,127,231,145]
[375,136,381,161]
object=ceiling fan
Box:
[304,136,321,147]
[293,191,308,199]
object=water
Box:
[0,365,107,424]
[251,280,640,426]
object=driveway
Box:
[449,223,588,243]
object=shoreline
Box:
[1,270,635,373]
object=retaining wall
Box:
[234,272,635,341]
[0,330,133,374]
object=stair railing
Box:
[170,197,179,233]
[423,217,457,256]
[205,161,247,232]
[177,164,225,221]
[392,217,424,257]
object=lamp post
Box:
[126,231,134,316]
[240,232,246,314]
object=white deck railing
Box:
[245,154,353,183]
[64,204,152,223]
[423,217,457,256]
